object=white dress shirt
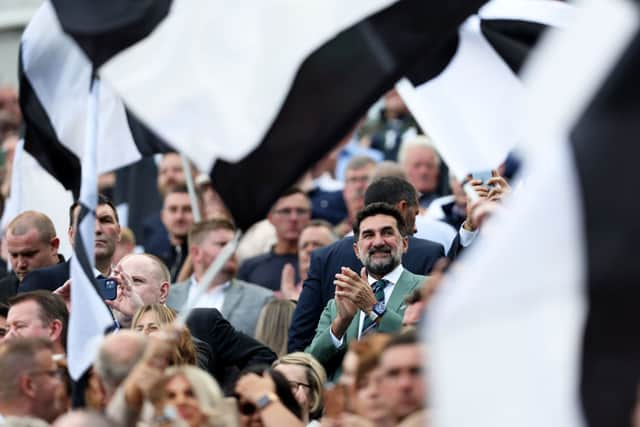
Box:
[330,264,404,347]
[186,275,230,313]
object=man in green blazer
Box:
[306,202,427,377]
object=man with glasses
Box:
[0,337,67,423]
[238,188,311,292]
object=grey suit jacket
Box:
[168,277,274,337]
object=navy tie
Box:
[361,279,388,336]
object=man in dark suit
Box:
[288,176,446,352]
[0,211,65,303]
[19,195,121,293]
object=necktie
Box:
[361,279,388,336]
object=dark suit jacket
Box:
[186,308,276,391]
[0,272,19,304]
[310,189,348,225]
[19,260,71,293]
[287,235,445,352]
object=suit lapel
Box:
[387,270,419,313]
[221,280,242,317]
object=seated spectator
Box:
[255,299,296,357]
[0,338,67,423]
[238,188,311,292]
[5,291,68,356]
[273,352,326,426]
[234,365,304,427]
[132,303,197,365]
[280,220,337,300]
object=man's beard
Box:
[361,244,401,276]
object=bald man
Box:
[0,211,64,304]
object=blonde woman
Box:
[273,353,326,426]
[254,299,296,356]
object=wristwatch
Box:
[368,301,386,322]
[255,392,280,411]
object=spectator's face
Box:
[297,226,334,281]
[29,348,67,422]
[343,165,375,213]
[162,193,194,242]
[0,86,21,122]
[7,228,59,281]
[274,363,312,416]
[134,310,161,336]
[339,351,358,388]
[158,153,185,195]
[117,255,167,305]
[354,367,388,422]
[193,228,238,277]
[5,300,52,341]
[354,214,407,277]
[94,204,121,262]
[379,344,425,421]
[268,193,311,243]
[164,374,206,427]
[404,146,439,194]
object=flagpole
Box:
[180,153,201,222]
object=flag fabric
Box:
[19,1,171,198]
[67,79,116,381]
[428,1,640,426]
[49,0,490,229]
[396,0,575,179]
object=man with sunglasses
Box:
[0,337,67,423]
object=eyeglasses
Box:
[237,401,257,416]
[288,380,310,393]
[273,207,310,217]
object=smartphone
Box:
[96,277,117,300]
[471,170,493,187]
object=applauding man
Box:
[306,203,426,378]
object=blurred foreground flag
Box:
[19,1,172,199]
[48,0,489,229]
[397,0,576,179]
[428,1,640,427]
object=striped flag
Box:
[428,1,640,426]
[396,0,575,179]
[47,0,490,229]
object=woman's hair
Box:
[348,333,391,390]
[236,365,303,420]
[254,299,296,357]
[151,365,230,427]
[273,352,326,420]
[131,304,197,365]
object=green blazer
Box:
[306,269,426,377]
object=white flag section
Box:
[0,139,74,258]
[427,0,639,426]
[100,0,397,173]
[20,1,143,174]
[396,0,575,179]
[67,80,115,381]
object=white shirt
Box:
[330,264,404,348]
[415,214,457,254]
[459,226,479,247]
[186,275,230,313]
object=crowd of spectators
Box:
[0,85,514,426]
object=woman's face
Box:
[274,363,311,414]
[134,311,161,336]
[164,374,206,427]
[354,367,388,422]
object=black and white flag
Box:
[397,0,575,178]
[48,0,490,229]
[428,1,640,426]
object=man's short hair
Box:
[0,337,53,402]
[270,187,309,211]
[302,219,337,238]
[8,291,69,350]
[121,253,171,284]
[188,217,236,247]
[119,227,136,246]
[397,134,441,167]
[384,329,419,352]
[6,211,56,243]
[93,332,147,394]
[353,202,406,241]
[364,176,419,208]
[69,194,119,228]
[345,155,377,172]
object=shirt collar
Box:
[190,275,231,291]
[367,264,404,286]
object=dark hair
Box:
[383,329,418,352]
[9,291,69,350]
[69,194,119,228]
[0,302,8,318]
[364,176,418,207]
[270,187,309,211]
[352,202,406,242]
[236,365,303,420]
